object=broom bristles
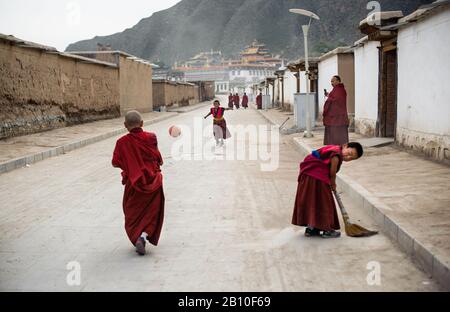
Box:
[344,222,378,237]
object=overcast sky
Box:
[0,0,182,51]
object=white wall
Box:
[284,71,297,107]
[299,71,307,94]
[354,40,380,123]
[318,55,338,113]
[397,9,450,136]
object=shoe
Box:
[321,230,341,238]
[305,227,321,237]
[135,237,146,255]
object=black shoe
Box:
[305,227,321,237]
[321,230,341,238]
[135,237,146,255]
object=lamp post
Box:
[289,8,320,138]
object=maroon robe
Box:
[323,83,349,145]
[211,107,231,140]
[112,128,165,246]
[228,95,234,108]
[234,95,240,109]
[242,95,249,108]
[292,145,343,231]
[256,94,263,110]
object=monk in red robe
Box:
[112,111,165,256]
[234,93,240,109]
[228,93,234,109]
[256,92,263,110]
[242,93,249,109]
[323,75,349,145]
[292,142,363,238]
[204,100,232,146]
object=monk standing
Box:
[228,93,234,109]
[234,93,240,109]
[112,111,165,256]
[292,143,363,238]
[242,92,249,109]
[204,100,232,146]
[323,75,349,145]
[256,92,263,110]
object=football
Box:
[169,125,181,138]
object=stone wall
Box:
[0,39,120,139]
[67,51,154,115]
[119,55,153,114]
[153,80,199,110]
[193,81,215,102]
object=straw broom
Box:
[332,189,378,237]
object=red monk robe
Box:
[112,128,165,247]
[323,83,349,145]
[234,94,240,109]
[256,94,262,110]
[210,107,231,141]
[228,94,234,109]
[242,94,249,109]
[292,145,343,232]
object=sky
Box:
[0,0,182,51]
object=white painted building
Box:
[353,1,450,163]
[396,3,450,162]
[354,39,381,136]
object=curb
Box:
[0,113,178,176]
[292,138,450,291]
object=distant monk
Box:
[242,93,249,109]
[112,111,165,256]
[323,75,349,145]
[234,93,240,109]
[228,93,234,109]
[256,92,263,110]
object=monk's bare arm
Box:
[204,112,212,119]
[329,156,339,191]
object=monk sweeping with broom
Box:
[292,142,377,238]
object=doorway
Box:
[377,46,398,138]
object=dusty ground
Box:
[0,102,441,291]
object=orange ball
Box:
[169,125,181,138]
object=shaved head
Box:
[125,110,143,128]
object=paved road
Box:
[0,101,441,291]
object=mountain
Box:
[66,0,433,65]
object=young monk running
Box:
[204,100,232,146]
[112,111,165,256]
[292,143,363,238]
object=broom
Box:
[332,189,378,237]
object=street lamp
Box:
[289,8,320,138]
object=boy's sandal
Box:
[321,230,341,238]
[305,227,321,237]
